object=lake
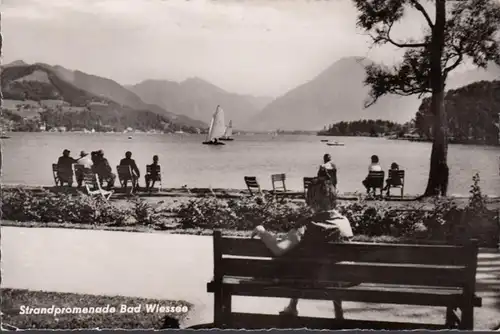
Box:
[1,132,499,196]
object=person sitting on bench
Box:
[251,177,354,316]
[145,155,160,190]
[119,151,141,188]
[383,162,402,193]
[362,154,382,192]
[93,150,116,190]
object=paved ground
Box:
[2,226,499,329]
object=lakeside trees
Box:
[318,119,407,137]
[352,0,500,197]
[416,80,500,145]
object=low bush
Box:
[174,173,499,246]
[1,189,130,226]
[1,173,498,246]
[175,194,310,231]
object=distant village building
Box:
[88,101,109,112]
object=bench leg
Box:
[459,304,474,330]
[214,289,224,328]
[221,290,232,328]
[333,299,344,320]
[445,306,458,328]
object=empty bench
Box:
[207,231,482,329]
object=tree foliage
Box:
[416,80,500,145]
[318,119,406,137]
[353,0,500,107]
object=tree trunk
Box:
[423,91,448,196]
[422,0,448,197]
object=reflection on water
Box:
[2,132,499,195]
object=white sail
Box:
[206,105,226,141]
[224,120,233,138]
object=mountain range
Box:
[2,57,499,132]
[127,78,273,127]
[1,61,207,129]
[245,57,500,131]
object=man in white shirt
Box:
[75,151,93,187]
[363,155,382,192]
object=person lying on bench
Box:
[251,177,354,317]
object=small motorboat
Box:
[320,139,329,142]
[128,136,132,139]
[326,141,345,146]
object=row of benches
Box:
[52,163,163,194]
[245,170,406,198]
[206,231,482,329]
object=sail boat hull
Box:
[202,141,225,145]
[219,137,234,141]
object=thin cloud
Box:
[1,0,419,96]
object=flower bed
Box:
[1,173,498,247]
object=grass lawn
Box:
[1,289,192,330]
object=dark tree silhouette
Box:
[352,0,500,197]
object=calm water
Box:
[1,132,499,196]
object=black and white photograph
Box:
[1,0,500,330]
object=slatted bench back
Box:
[367,171,385,188]
[146,164,162,180]
[244,176,261,195]
[388,170,405,185]
[213,231,478,290]
[117,165,132,179]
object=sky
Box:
[3,0,433,97]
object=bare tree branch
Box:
[409,0,434,29]
[378,22,429,48]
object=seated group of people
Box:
[251,153,404,316]
[315,153,402,196]
[56,149,161,191]
[361,155,403,194]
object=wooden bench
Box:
[52,163,75,186]
[81,170,114,200]
[387,170,405,197]
[207,231,482,330]
[271,173,287,195]
[364,171,385,196]
[303,177,314,198]
[145,164,162,191]
[244,176,262,196]
[117,165,136,194]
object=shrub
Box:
[1,189,130,226]
[175,194,310,232]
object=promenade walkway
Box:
[2,227,499,329]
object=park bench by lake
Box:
[207,231,482,329]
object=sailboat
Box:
[202,105,226,145]
[220,120,234,141]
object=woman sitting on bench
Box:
[251,177,354,316]
[383,162,401,193]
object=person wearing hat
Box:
[75,151,93,188]
[251,177,354,317]
[56,149,78,186]
[93,149,116,189]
